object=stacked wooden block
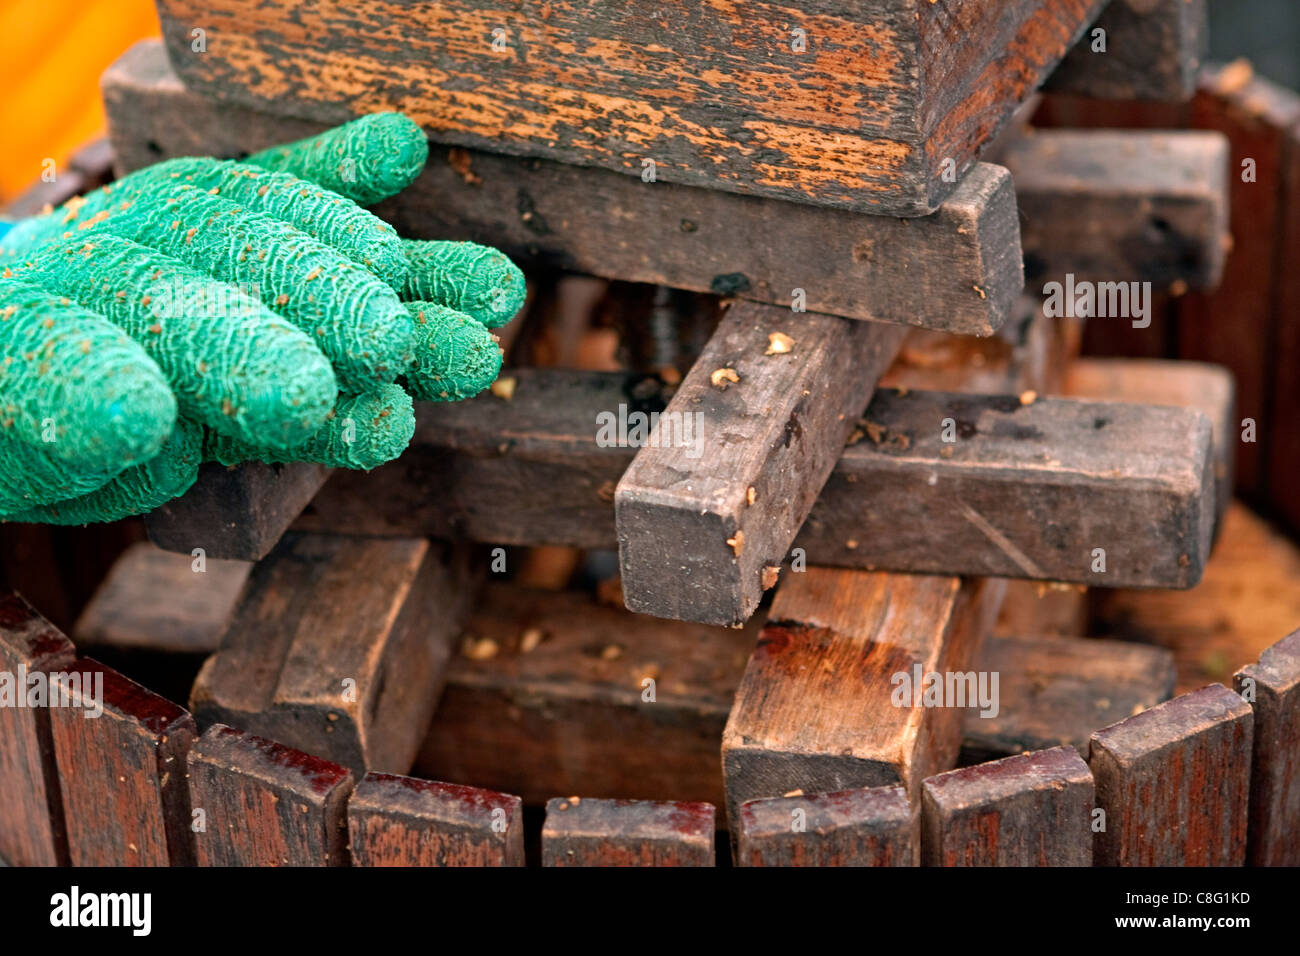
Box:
[4,0,1299,866]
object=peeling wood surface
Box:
[152,0,1104,215]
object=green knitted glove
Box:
[0,112,526,524]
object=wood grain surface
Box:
[151,0,1104,214]
[103,40,1024,335]
[348,772,525,866]
[735,784,915,866]
[541,796,715,866]
[616,301,905,625]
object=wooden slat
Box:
[102,40,1024,336]
[347,772,525,867]
[1234,629,1300,866]
[150,1,1104,215]
[1045,0,1208,101]
[417,582,758,808]
[1179,63,1300,496]
[721,568,1005,827]
[48,659,196,866]
[921,746,1094,866]
[0,594,73,866]
[735,784,915,867]
[1063,357,1235,533]
[541,797,715,867]
[1265,118,1300,536]
[186,724,354,866]
[616,301,906,625]
[299,372,1216,588]
[191,534,473,775]
[74,541,250,655]
[1089,683,1252,866]
[146,461,329,561]
[962,634,1176,763]
[1004,129,1229,289]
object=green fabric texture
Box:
[400,239,526,328]
[244,113,429,207]
[128,157,410,287]
[6,418,201,525]
[404,302,502,402]
[14,235,338,451]
[0,276,175,473]
[0,432,120,514]
[205,385,415,471]
[62,185,414,393]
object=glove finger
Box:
[244,113,428,207]
[51,186,415,394]
[15,235,338,451]
[205,384,414,471]
[0,432,121,514]
[399,239,525,328]
[404,303,502,402]
[0,276,175,473]
[4,417,200,525]
[135,157,408,287]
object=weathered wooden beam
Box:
[721,568,1005,827]
[416,582,758,809]
[347,772,525,867]
[994,580,1088,638]
[186,724,354,866]
[1234,629,1300,866]
[963,634,1176,763]
[734,784,915,867]
[1063,357,1234,533]
[616,301,906,625]
[1005,129,1229,289]
[1265,117,1300,536]
[74,541,250,655]
[921,746,1094,866]
[1089,683,1252,866]
[146,461,329,561]
[191,534,473,775]
[1181,63,1300,495]
[150,1,1104,215]
[103,40,1023,336]
[0,594,73,866]
[541,797,715,867]
[48,659,196,866]
[1045,0,1208,101]
[299,372,1217,588]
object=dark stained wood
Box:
[186,723,355,866]
[74,541,250,655]
[721,568,1005,827]
[300,372,1217,588]
[0,594,73,866]
[1234,629,1300,866]
[1179,63,1300,496]
[735,784,915,867]
[191,534,473,775]
[347,772,525,867]
[541,797,715,867]
[48,658,196,866]
[1063,357,1235,534]
[1045,0,1208,101]
[416,582,759,809]
[150,1,1104,215]
[921,745,1094,866]
[797,388,1216,587]
[1089,683,1252,866]
[963,634,1176,763]
[616,301,906,625]
[1265,118,1300,536]
[103,40,1024,336]
[146,461,330,562]
[1005,129,1229,289]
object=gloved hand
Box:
[0,113,525,524]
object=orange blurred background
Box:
[0,0,159,202]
